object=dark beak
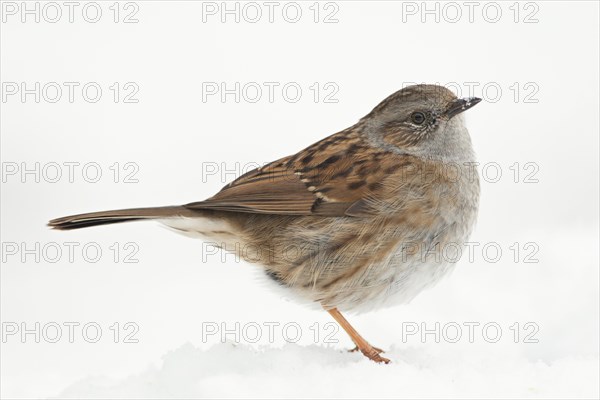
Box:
[444,97,482,119]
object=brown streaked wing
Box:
[185,135,407,217]
[185,156,319,215]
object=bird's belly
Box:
[291,219,472,313]
[310,252,454,313]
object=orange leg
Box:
[326,307,390,364]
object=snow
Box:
[56,343,598,399]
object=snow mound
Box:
[56,342,599,399]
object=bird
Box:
[49,84,481,364]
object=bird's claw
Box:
[348,345,390,364]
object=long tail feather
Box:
[48,206,200,231]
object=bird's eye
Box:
[411,112,426,125]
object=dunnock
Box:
[49,84,481,363]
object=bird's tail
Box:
[48,206,201,231]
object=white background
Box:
[1,1,599,398]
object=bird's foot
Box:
[348,345,385,354]
[348,344,390,364]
